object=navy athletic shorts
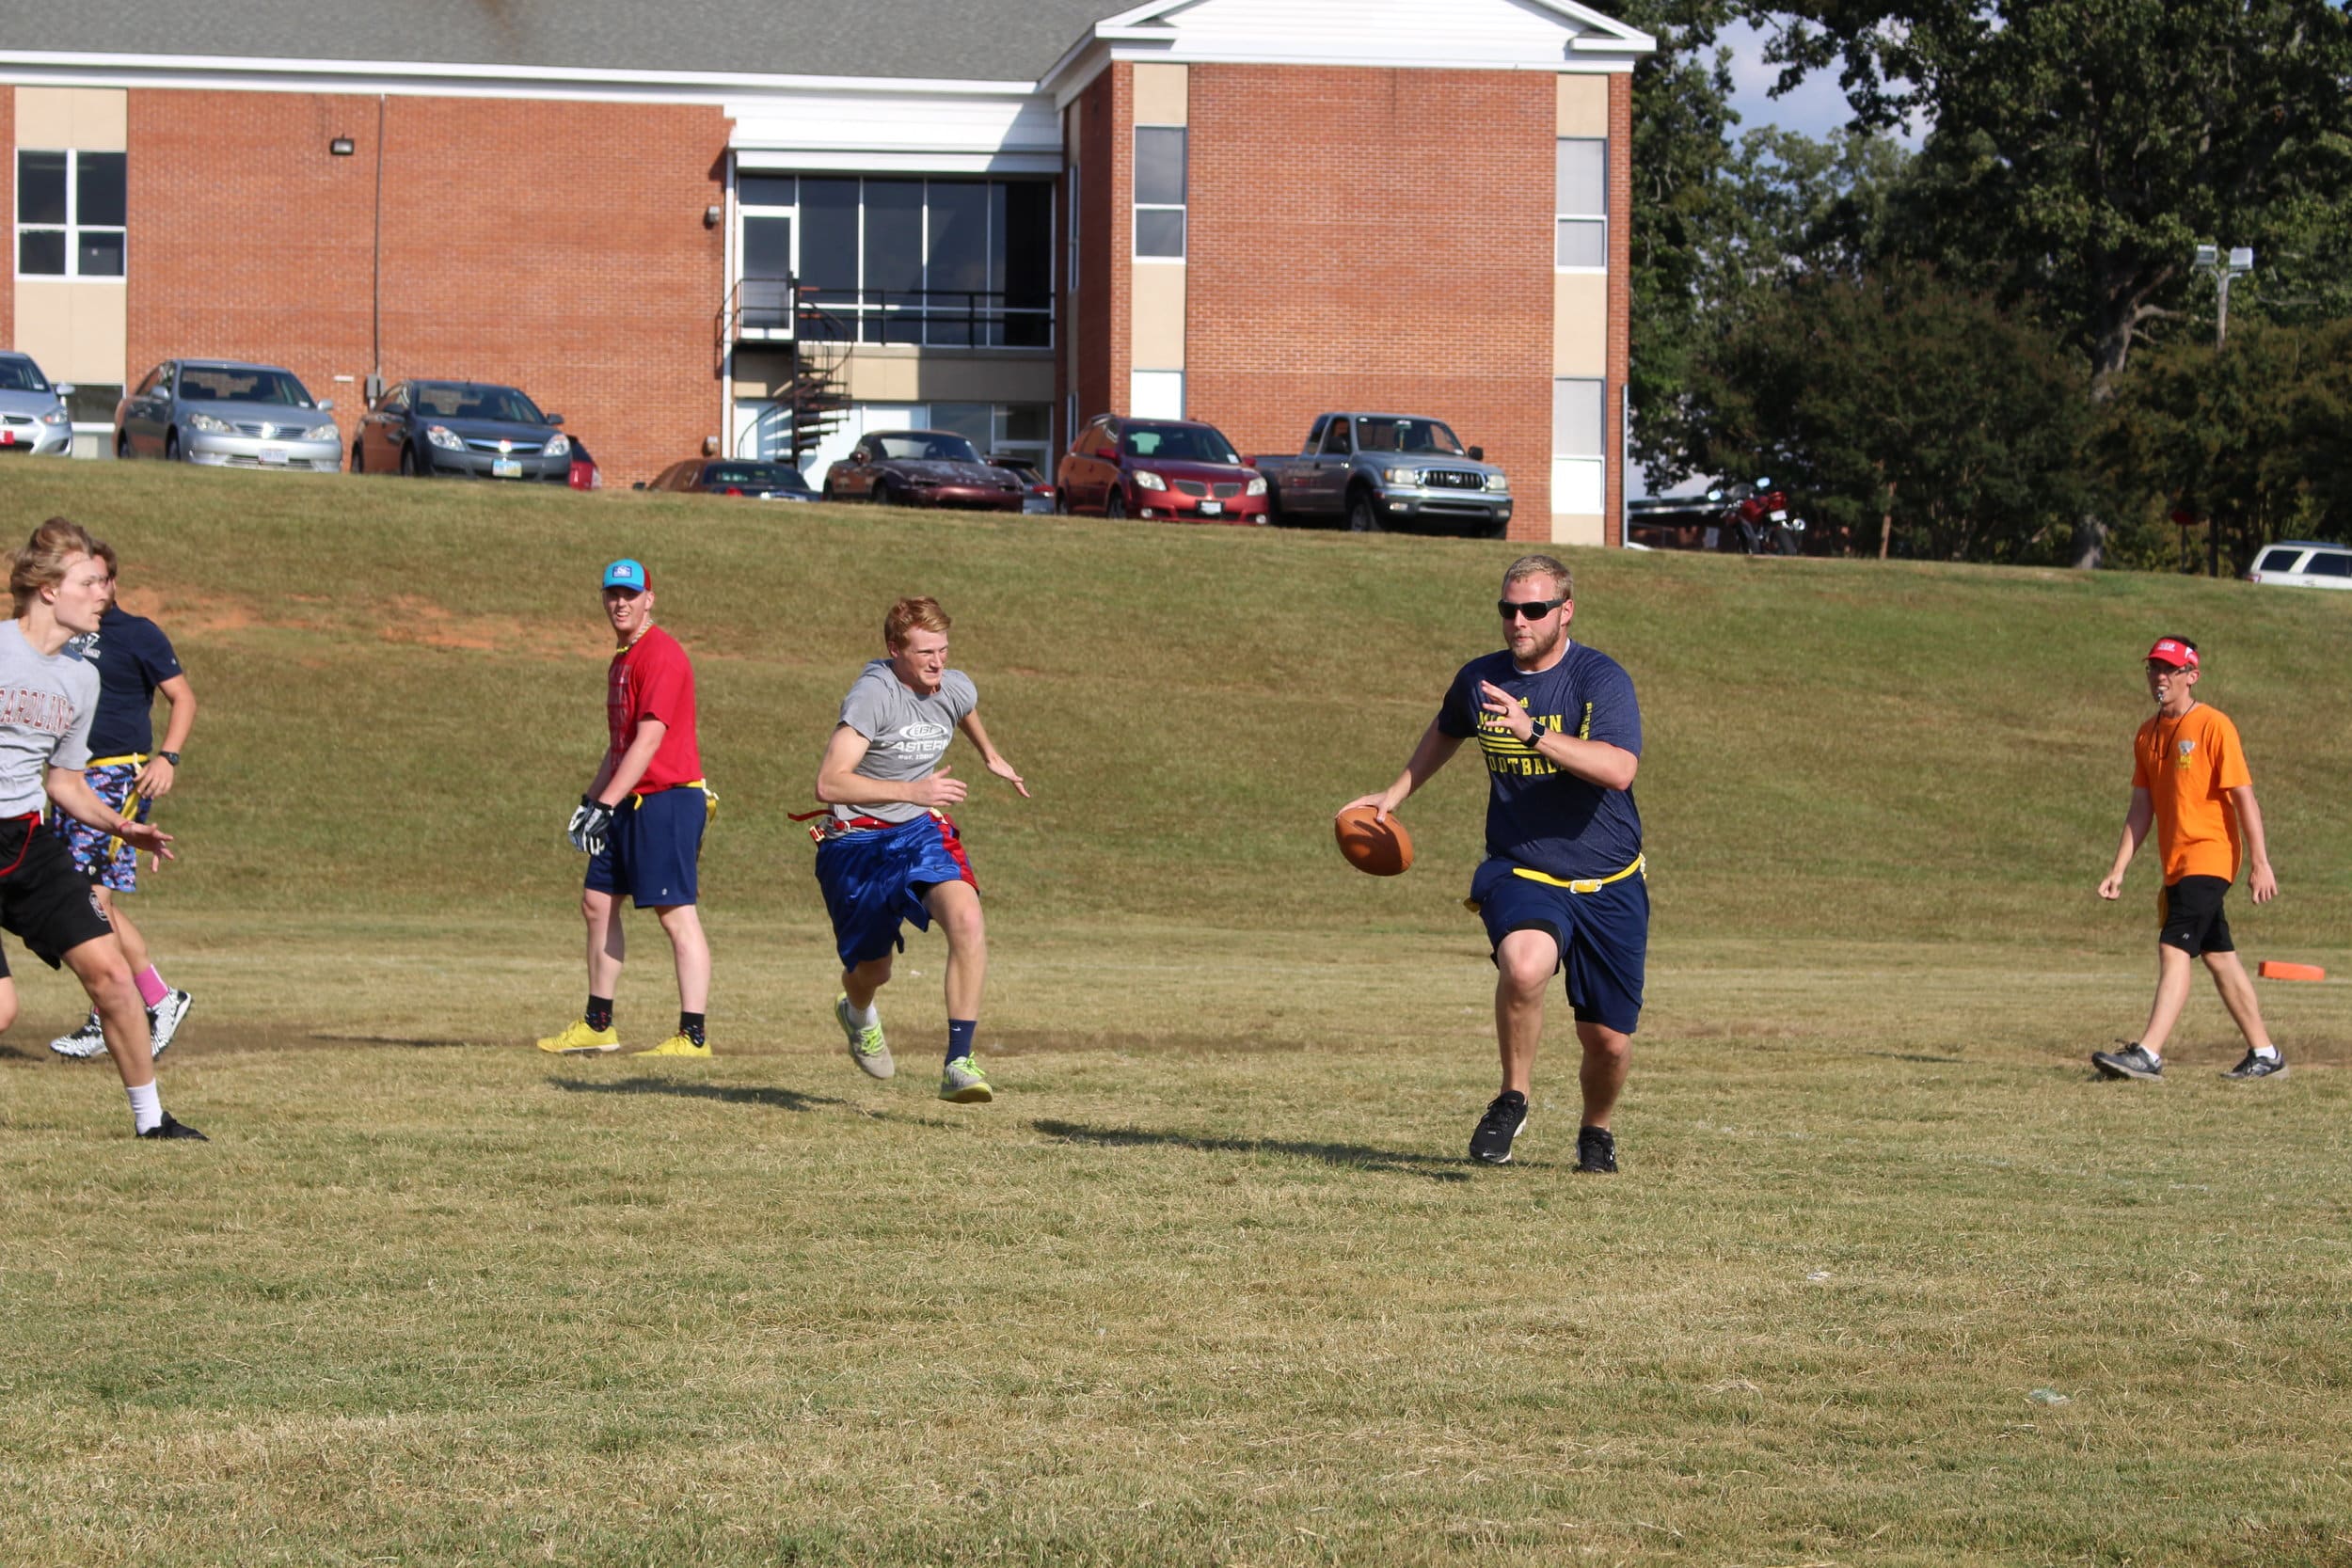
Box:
[1469,855,1648,1036]
[584,785,705,908]
[813,813,976,967]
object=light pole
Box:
[2191,244,2254,578]
[2193,243,2254,348]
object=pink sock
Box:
[134,967,171,1008]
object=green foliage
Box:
[2097,317,2352,572]
[1764,0,2352,383]
[1684,265,2090,560]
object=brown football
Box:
[1334,805,1414,876]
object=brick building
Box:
[4,0,1652,544]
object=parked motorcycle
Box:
[1708,478,1806,556]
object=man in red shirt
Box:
[2091,636,2283,1082]
[538,559,713,1058]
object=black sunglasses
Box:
[1497,597,1565,620]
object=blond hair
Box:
[884,595,951,648]
[1502,554,1572,599]
[10,517,100,615]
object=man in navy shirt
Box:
[49,541,199,1060]
[1343,555,1646,1172]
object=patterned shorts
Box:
[51,762,146,893]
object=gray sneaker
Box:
[2091,1041,2164,1081]
[835,993,893,1080]
[939,1056,993,1103]
[148,990,194,1057]
[2221,1049,2287,1080]
[49,1010,106,1059]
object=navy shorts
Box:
[1469,856,1648,1036]
[2159,875,2234,957]
[584,785,705,908]
[813,814,977,967]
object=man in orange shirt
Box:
[2091,637,2283,1081]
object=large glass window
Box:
[17,150,127,278]
[1135,127,1187,260]
[745,173,1054,347]
[1556,139,1607,269]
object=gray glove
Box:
[567,796,616,855]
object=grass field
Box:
[2,463,2349,1565]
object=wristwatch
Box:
[1523,721,1548,746]
[156,751,181,766]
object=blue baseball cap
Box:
[601,558,648,592]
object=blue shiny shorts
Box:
[813,814,976,967]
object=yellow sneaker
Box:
[632,1033,711,1059]
[537,1019,619,1054]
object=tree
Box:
[1759,0,2352,390]
[2098,317,2352,574]
[1685,265,2090,561]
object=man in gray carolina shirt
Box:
[0,517,199,1138]
[811,595,1027,1103]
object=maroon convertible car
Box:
[820,429,1026,511]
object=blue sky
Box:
[1717,17,1867,139]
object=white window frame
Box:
[1551,376,1606,514]
[14,148,128,283]
[1133,125,1187,262]
[1554,137,1607,274]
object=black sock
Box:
[679,1011,706,1047]
[585,996,614,1032]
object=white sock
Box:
[2255,1044,2280,1060]
[126,1080,163,1134]
[847,998,880,1029]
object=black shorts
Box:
[0,813,117,978]
[2159,875,2234,957]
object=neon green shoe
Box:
[939,1056,993,1103]
[632,1033,711,1059]
[537,1019,619,1054]
[836,993,894,1080]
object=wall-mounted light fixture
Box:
[704,204,722,228]
[330,136,356,156]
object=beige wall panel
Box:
[13,279,127,384]
[16,87,128,150]
[1133,63,1189,126]
[833,351,1057,405]
[1552,271,1606,375]
[1555,73,1608,139]
[1550,513,1606,547]
[729,349,794,399]
[1131,262,1186,372]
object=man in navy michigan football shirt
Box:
[1343,555,1646,1172]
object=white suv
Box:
[2246,540,2352,590]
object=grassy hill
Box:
[2,462,2349,1565]
[2,460,2345,949]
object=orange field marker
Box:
[2257,960,2328,982]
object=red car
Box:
[1056,415,1269,524]
[819,429,1025,511]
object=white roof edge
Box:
[0,50,1044,98]
[1093,0,1654,50]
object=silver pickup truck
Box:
[1253,412,1512,535]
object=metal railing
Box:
[725,278,1053,349]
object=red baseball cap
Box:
[2146,638,2200,670]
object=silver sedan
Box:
[0,351,75,457]
[114,359,342,470]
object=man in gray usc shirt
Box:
[810,596,1027,1102]
[0,518,200,1139]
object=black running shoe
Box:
[137,1113,207,1141]
[1469,1091,1528,1164]
[1575,1125,1617,1174]
[2091,1042,2163,1081]
[2221,1050,2288,1080]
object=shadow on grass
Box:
[1031,1117,1472,1182]
[551,1076,848,1114]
